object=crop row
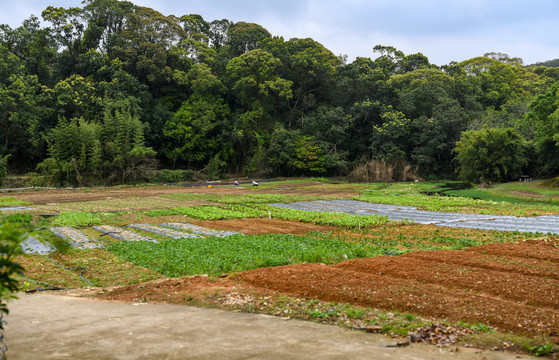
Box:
[357,183,559,216]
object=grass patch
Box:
[108,233,383,277]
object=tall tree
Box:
[227,22,270,55]
[0,47,48,171]
[524,82,559,176]
[164,63,228,167]
[115,6,184,88]
[261,37,340,129]
[454,128,526,183]
[0,16,56,85]
[82,0,134,57]
[41,6,86,76]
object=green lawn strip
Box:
[0,196,31,207]
[108,233,385,277]
[171,205,265,220]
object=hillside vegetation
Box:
[2,1,559,186]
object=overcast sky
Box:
[1,0,557,66]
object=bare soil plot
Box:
[192,218,341,235]
[8,181,366,205]
[99,239,559,342]
[240,239,559,338]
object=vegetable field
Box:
[4,179,559,357]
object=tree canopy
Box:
[1,0,557,184]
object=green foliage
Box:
[39,100,156,185]
[0,46,48,171]
[358,181,559,216]
[2,2,558,182]
[163,93,228,165]
[266,206,393,229]
[171,205,265,220]
[524,344,555,357]
[108,233,380,276]
[0,154,9,186]
[0,196,30,207]
[524,82,559,175]
[293,136,327,175]
[227,21,271,55]
[52,211,102,227]
[1,214,33,230]
[0,224,26,323]
[454,128,526,183]
[39,117,102,185]
[149,169,198,183]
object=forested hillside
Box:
[1,0,559,186]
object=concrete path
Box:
[5,293,536,360]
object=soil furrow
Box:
[240,263,559,336]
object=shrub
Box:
[150,169,198,184]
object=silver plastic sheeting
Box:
[20,236,55,255]
[269,200,559,234]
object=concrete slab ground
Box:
[5,293,537,360]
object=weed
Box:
[470,323,495,333]
[525,344,555,357]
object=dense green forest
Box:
[2,0,559,186]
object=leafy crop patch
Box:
[52,211,102,227]
[0,196,31,207]
[267,205,393,229]
[108,233,384,277]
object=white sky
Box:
[1,0,558,66]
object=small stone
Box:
[366,326,383,333]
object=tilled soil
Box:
[8,181,365,204]
[240,240,559,337]
[192,218,341,235]
[100,239,559,340]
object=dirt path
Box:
[6,293,535,360]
